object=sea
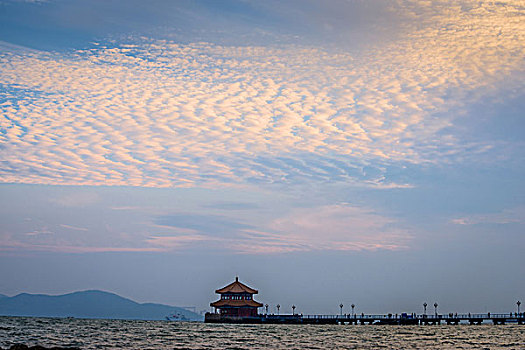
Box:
[1,317,524,349]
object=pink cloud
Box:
[2,1,523,189]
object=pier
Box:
[205,312,525,325]
[205,278,524,325]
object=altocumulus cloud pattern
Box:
[0,0,524,255]
[0,0,524,190]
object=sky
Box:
[0,0,524,315]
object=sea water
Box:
[1,316,524,349]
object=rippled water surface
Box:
[1,317,524,349]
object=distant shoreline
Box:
[0,290,202,322]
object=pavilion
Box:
[210,277,263,317]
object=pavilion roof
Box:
[210,299,263,308]
[215,277,258,294]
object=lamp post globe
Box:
[351,304,355,317]
[276,304,280,315]
[265,304,269,315]
[518,301,521,314]
[423,302,427,315]
[340,303,344,316]
[292,305,296,315]
[434,302,438,316]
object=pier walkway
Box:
[205,312,525,325]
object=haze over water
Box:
[1,317,524,350]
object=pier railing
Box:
[301,313,522,319]
[267,313,524,324]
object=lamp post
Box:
[265,304,269,315]
[351,304,355,317]
[423,302,427,315]
[434,302,438,317]
[340,303,344,316]
[292,305,296,315]
[276,304,280,315]
[517,301,521,315]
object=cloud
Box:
[0,0,523,190]
[264,204,412,252]
[145,235,208,250]
[0,242,164,253]
[146,204,413,254]
[201,201,260,210]
[1,196,411,254]
[0,231,165,253]
[154,214,253,237]
[49,193,100,207]
[451,207,525,226]
[59,224,89,232]
[25,228,53,236]
[110,206,143,211]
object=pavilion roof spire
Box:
[215,277,258,294]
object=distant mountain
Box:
[0,290,202,321]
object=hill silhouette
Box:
[0,290,201,321]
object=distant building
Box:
[210,277,263,317]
